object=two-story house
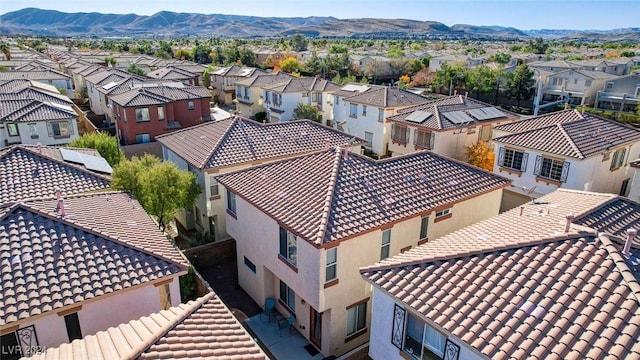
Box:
[362,189,640,360]
[386,95,522,160]
[215,148,511,357]
[234,72,294,119]
[594,72,640,112]
[211,66,266,106]
[109,83,212,144]
[492,109,640,211]
[0,69,75,99]
[262,76,341,124]
[0,191,188,357]
[332,83,429,158]
[540,69,618,106]
[157,117,364,240]
[85,67,141,116]
[146,65,201,86]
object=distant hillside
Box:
[1,8,639,41]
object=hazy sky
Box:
[1,0,638,31]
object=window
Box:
[274,93,282,106]
[346,301,367,336]
[157,106,165,120]
[419,216,429,240]
[610,148,627,170]
[606,82,614,90]
[381,229,391,260]
[188,100,195,110]
[364,131,374,147]
[265,91,271,103]
[195,206,202,226]
[48,121,72,137]
[391,124,409,143]
[7,123,18,136]
[279,280,295,312]
[1,332,20,360]
[64,313,82,341]
[378,109,384,122]
[158,283,171,310]
[402,312,446,359]
[335,96,339,105]
[620,178,630,196]
[435,208,451,219]
[244,256,257,273]
[414,130,434,150]
[209,176,219,196]
[585,80,592,87]
[135,108,150,122]
[236,85,241,96]
[534,155,569,182]
[136,133,150,143]
[302,92,309,97]
[244,87,249,99]
[326,247,337,282]
[498,148,528,171]
[349,103,358,118]
[362,105,367,116]
[279,226,297,266]
[226,189,236,215]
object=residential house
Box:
[215,148,511,357]
[23,292,268,360]
[540,69,618,106]
[530,57,635,76]
[492,109,640,211]
[351,55,394,81]
[594,72,640,112]
[157,117,364,240]
[332,83,429,157]
[0,69,74,99]
[0,144,112,205]
[69,63,104,99]
[262,76,341,124]
[386,95,522,160]
[210,65,266,106]
[109,83,212,144]
[234,72,294,119]
[0,191,188,356]
[146,66,201,86]
[85,67,142,116]
[362,189,640,360]
[428,55,471,71]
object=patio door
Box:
[310,306,322,348]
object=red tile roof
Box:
[0,145,111,205]
[25,292,269,360]
[361,189,640,359]
[0,191,187,326]
[157,117,364,170]
[216,148,511,246]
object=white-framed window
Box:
[7,123,18,136]
[435,208,451,219]
[157,106,165,121]
[209,176,219,196]
[419,216,429,240]
[135,108,150,122]
[378,109,384,122]
[279,280,296,312]
[414,130,434,150]
[362,105,367,116]
[349,103,358,118]
[391,123,409,143]
[279,226,297,266]
[188,100,195,110]
[244,87,249,99]
[381,229,391,260]
[326,247,337,282]
[136,133,150,143]
[48,121,72,137]
[605,82,614,90]
[346,301,367,336]
[226,189,236,215]
[365,131,374,147]
[498,148,528,171]
[610,148,627,170]
[402,312,446,359]
[534,155,568,182]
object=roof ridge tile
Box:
[557,122,585,159]
[316,147,344,246]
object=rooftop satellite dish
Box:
[523,185,537,204]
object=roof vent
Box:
[564,213,574,233]
[623,228,637,257]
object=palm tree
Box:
[0,42,11,61]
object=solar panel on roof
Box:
[405,110,433,123]
[238,69,253,76]
[80,153,113,174]
[102,81,119,90]
[48,102,75,113]
[442,111,474,124]
[467,107,506,120]
[340,84,370,92]
[60,148,84,164]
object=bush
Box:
[179,266,198,302]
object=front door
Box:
[310,306,322,348]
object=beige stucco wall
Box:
[226,187,504,357]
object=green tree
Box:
[0,41,11,60]
[432,63,467,95]
[126,63,146,76]
[174,48,191,61]
[466,65,497,97]
[67,131,124,166]
[280,56,302,73]
[289,33,308,52]
[112,154,201,230]
[292,103,321,122]
[104,56,117,67]
[508,64,535,108]
[487,52,511,65]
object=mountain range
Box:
[1,8,638,41]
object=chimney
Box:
[342,146,349,160]
[325,138,331,150]
[564,213,574,233]
[623,228,637,256]
[37,142,42,154]
[464,91,468,98]
[56,190,66,217]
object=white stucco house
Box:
[215,148,511,358]
[492,109,640,211]
[234,72,294,119]
[540,69,618,106]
